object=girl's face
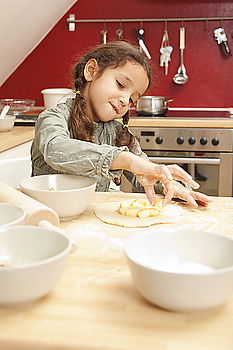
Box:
[83,60,149,122]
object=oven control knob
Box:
[155,136,163,144]
[188,137,196,145]
[146,138,150,143]
[200,137,208,145]
[177,136,184,145]
[212,138,219,146]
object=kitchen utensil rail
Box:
[67,15,233,31]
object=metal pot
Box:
[136,96,173,116]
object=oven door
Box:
[145,150,233,196]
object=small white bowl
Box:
[0,203,26,226]
[0,225,71,305]
[125,229,233,312]
[20,174,96,219]
[0,115,15,131]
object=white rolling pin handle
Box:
[0,180,60,227]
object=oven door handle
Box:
[148,156,220,165]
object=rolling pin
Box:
[0,180,60,227]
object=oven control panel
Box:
[129,127,233,152]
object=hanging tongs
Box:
[213,27,232,58]
[137,24,151,59]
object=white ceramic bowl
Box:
[125,229,233,312]
[0,203,26,226]
[0,115,15,131]
[41,88,75,108]
[20,174,96,219]
[0,225,71,305]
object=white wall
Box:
[0,0,77,86]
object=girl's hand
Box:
[128,159,174,205]
[130,160,201,206]
[166,164,200,190]
[163,180,213,208]
[111,153,209,206]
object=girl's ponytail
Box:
[69,66,93,142]
[115,111,136,150]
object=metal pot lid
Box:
[139,96,168,100]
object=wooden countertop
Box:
[1,192,233,350]
[0,126,34,152]
[129,117,233,128]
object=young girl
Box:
[31,41,211,207]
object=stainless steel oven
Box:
[127,126,233,196]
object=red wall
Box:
[1,0,233,108]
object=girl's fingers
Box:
[175,187,212,208]
[191,192,213,205]
[167,164,200,189]
[143,184,156,205]
[182,194,199,208]
[162,181,175,207]
[159,164,173,181]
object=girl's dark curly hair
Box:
[70,40,152,148]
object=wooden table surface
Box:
[0,126,34,152]
[1,192,233,350]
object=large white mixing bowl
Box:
[125,229,233,312]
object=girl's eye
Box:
[130,97,137,105]
[129,98,136,107]
[117,80,124,88]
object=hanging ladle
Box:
[173,26,188,85]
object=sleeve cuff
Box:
[96,146,128,181]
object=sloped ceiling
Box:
[0,0,77,86]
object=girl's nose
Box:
[119,95,130,106]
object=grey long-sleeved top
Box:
[31,98,150,192]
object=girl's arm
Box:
[110,150,211,208]
[32,107,127,182]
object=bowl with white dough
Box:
[20,174,96,219]
[125,229,233,312]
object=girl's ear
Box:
[84,59,99,81]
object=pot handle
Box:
[165,99,173,103]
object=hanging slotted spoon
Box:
[173,26,188,85]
